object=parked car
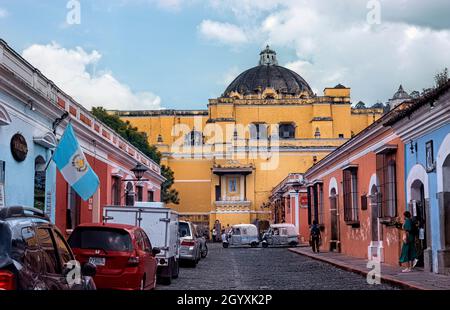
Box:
[178,221,201,266]
[261,223,299,248]
[222,224,260,248]
[0,206,96,290]
[194,224,208,259]
[68,223,160,290]
[103,204,180,285]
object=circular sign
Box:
[10,133,28,162]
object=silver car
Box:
[179,221,201,267]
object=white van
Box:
[103,203,179,285]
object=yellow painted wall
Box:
[119,97,382,228]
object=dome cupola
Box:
[223,46,313,98]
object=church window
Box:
[279,123,295,139]
[250,123,268,140]
[185,131,203,146]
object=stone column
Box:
[423,198,433,272]
[437,192,450,275]
[294,192,300,234]
[240,175,245,201]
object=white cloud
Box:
[198,20,248,45]
[22,42,161,111]
[0,8,8,18]
[201,0,450,104]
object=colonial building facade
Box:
[386,81,450,274]
[115,46,383,230]
[289,81,450,274]
[0,39,164,234]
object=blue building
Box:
[0,39,61,222]
[387,81,450,275]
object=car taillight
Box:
[181,240,195,247]
[0,270,15,290]
[128,256,140,267]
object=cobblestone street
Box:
[160,243,397,290]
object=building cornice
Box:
[0,39,164,181]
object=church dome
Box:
[392,85,412,100]
[223,46,313,98]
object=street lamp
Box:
[292,180,302,193]
[122,163,149,182]
[131,163,148,181]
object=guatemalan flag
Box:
[53,123,100,201]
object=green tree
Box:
[435,67,448,88]
[161,165,180,205]
[91,107,179,204]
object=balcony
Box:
[214,198,252,212]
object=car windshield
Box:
[179,222,191,237]
[68,227,132,252]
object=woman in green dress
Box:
[399,211,418,273]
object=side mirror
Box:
[81,263,97,278]
[152,247,161,256]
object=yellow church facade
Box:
[114,46,383,231]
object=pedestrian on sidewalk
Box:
[399,211,419,273]
[212,228,217,243]
[214,220,221,242]
[310,220,321,253]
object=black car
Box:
[0,206,96,290]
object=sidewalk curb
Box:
[288,248,428,290]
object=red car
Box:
[68,223,159,290]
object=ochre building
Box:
[114,46,383,231]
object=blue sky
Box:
[1,0,450,110]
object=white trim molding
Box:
[368,173,379,196]
[407,164,429,201]
[33,131,57,149]
[0,102,11,126]
[437,133,450,192]
[328,177,339,197]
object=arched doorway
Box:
[411,179,427,268]
[125,182,135,206]
[442,154,450,249]
[329,188,340,252]
[370,185,380,243]
[34,156,46,211]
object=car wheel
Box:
[201,244,208,258]
[250,242,258,248]
[262,242,268,248]
[161,263,173,285]
[172,259,180,279]
[222,242,229,248]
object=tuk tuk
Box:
[261,224,299,248]
[222,224,260,248]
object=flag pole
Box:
[44,151,55,172]
[44,117,71,172]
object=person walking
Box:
[399,211,419,273]
[310,220,321,253]
[212,228,217,243]
[214,220,221,242]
